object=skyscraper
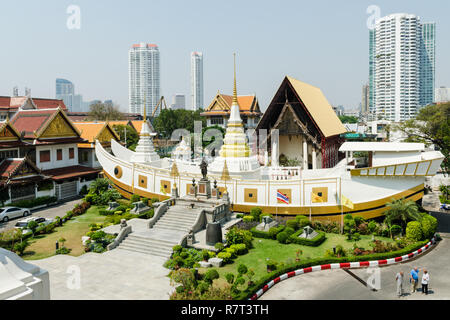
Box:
[190,52,203,110]
[361,83,369,115]
[371,13,436,122]
[420,22,436,107]
[368,29,375,113]
[55,78,84,112]
[129,43,160,117]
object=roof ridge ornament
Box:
[232,53,239,106]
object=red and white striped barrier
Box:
[250,237,437,300]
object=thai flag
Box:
[277,191,289,204]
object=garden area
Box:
[0,178,157,260]
[166,199,439,300]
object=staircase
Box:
[117,234,177,258]
[116,201,203,258]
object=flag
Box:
[340,194,354,210]
[277,191,289,204]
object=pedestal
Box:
[197,179,211,199]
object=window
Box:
[57,149,63,161]
[69,148,75,159]
[40,150,51,163]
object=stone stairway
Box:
[116,201,203,258]
[117,234,177,258]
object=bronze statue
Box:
[200,158,208,180]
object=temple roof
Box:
[72,122,120,148]
[201,93,261,117]
[0,96,67,111]
[257,76,346,139]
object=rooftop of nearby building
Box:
[339,142,425,152]
[0,96,67,111]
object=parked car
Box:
[15,216,53,234]
[0,207,31,222]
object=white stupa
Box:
[209,55,260,173]
[130,103,160,163]
[172,136,191,161]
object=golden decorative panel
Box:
[160,180,171,194]
[98,127,116,142]
[186,183,193,195]
[138,175,147,188]
[113,166,123,179]
[0,127,17,140]
[244,188,258,203]
[311,187,328,203]
[41,114,77,138]
[277,189,292,204]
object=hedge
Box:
[250,225,285,240]
[8,196,57,209]
[288,231,326,247]
[233,239,430,300]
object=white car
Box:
[15,216,53,234]
[0,207,31,223]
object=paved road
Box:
[261,211,450,300]
[0,199,82,232]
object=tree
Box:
[112,124,139,150]
[88,102,124,121]
[27,220,38,236]
[393,103,450,174]
[153,109,206,139]
[89,178,111,195]
[339,115,359,124]
[384,198,422,235]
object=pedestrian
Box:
[410,267,419,293]
[421,269,429,295]
[395,271,404,297]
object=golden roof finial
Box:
[232,53,238,105]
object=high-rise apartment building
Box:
[370,14,436,122]
[435,87,450,103]
[129,43,160,117]
[420,22,436,107]
[190,52,203,110]
[171,94,186,110]
[361,83,369,114]
[55,78,84,112]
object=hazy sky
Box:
[0,0,448,112]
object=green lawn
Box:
[23,206,106,260]
[203,233,394,286]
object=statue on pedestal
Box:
[200,158,208,181]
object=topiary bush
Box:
[225,228,253,249]
[284,227,295,236]
[390,224,402,236]
[250,207,263,221]
[243,215,254,223]
[217,252,232,263]
[406,221,423,241]
[420,214,438,239]
[237,263,248,275]
[214,242,224,251]
[276,231,290,244]
[286,219,298,230]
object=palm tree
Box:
[384,198,422,236]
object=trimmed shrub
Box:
[201,250,209,261]
[250,207,263,221]
[352,232,361,241]
[214,242,224,251]
[406,221,423,241]
[173,245,183,253]
[217,252,232,263]
[243,215,254,223]
[237,264,248,275]
[420,214,438,239]
[130,194,140,203]
[230,243,247,255]
[284,227,295,236]
[276,232,290,244]
[286,219,298,230]
[225,228,253,248]
[225,273,235,284]
[266,259,277,272]
[225,248,237,259]
[236,213,244,219]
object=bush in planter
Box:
[406,221,423,241]
[286,219,298,230]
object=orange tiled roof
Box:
[203,94,261,116]
[73,122,119,143]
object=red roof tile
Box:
[0,96,67,111]
[0,159,23,178]
[42,165,100,181]
[10,109,58,139]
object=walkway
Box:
[32,249,172,300]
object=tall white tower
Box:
[129,43,160,117]
[190,52,204,111]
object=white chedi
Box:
[172,136,191,161]
[130,120,160,163]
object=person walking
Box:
[410,267,420,293]
[421,269,430,295]
[396,271,404,297]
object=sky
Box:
[0,0,449,112]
